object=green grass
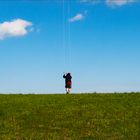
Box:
[0,93,140,140]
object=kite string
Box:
[62,0,72,72]
[62,0,66,69]
[68,0,72,70]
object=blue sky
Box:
[0,0,140,93]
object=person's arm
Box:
[63,74,66,78]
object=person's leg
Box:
[66,88,70,94]
[68,88,70,94]
[66,88,69,94]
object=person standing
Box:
[63,73,72,94]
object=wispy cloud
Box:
[69,13,85,22]
[79,0,101,4]
[106,0,137,7]
[0,19,33,40]
[79,0,137,7]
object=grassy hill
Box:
[0,93,139,140]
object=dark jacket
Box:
[63,73,72,83]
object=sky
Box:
[0,0,140,93]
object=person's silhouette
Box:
[63,73,72,94]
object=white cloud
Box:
[0,19,33,40]
[69,13,84,22]
[79,0,101,4]
[106,0,137,6]
[79,0,137,6]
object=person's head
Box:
[67,73,71,76]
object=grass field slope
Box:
[0,93,140,140]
